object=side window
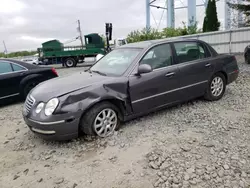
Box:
[0,62,13,74]
[174,42,209,64]
[12,64,26,72]
[143,50,155,60]
[140,43,173,70]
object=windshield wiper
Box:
[90,70,107,76]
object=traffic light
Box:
[105,23,112,41]
[105,23,109,36]
[109,23,112,41]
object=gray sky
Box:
[0,0,225,52]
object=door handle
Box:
[205,63,211,67]
[165,72,175,77]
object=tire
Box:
[245,54,250,64]
[64,58,76,68]
[204,72,226,101]
[80,102,120,138]
[22,80,39,99]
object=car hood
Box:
[30,71,111,101]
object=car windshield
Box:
[90,48,141,76]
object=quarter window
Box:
[140,43,173,70]
[12,64,26,71]
[174,42,210,63]
[0,62,13,74]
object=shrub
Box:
[126,21,202,43]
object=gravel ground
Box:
[0,55,250,188]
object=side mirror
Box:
[137,64,152,75]
[95,54,104,61]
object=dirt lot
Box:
[0,56,250,188]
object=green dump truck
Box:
[37,33,107,68]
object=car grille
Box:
[24,95,35,115]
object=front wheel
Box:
[80,102,120,138]
[204,73,226,101]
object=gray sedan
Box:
[22,39,239,140]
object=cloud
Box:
[0,0,225,52]
[0,0,26,14]
[11,16,27,26]
[20,36,54,43]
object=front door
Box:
[0,61,26,99]
[172,41,215,100]
[129,43,181,114]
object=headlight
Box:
[35,103,44,114]
[44,98,59,116]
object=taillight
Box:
[51,68,58,76]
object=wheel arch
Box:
[20,74,44,88]
[20,74,44,97]
[80,98,126,123]
[214,71,228,84]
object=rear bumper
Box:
[23,116,80,141]
[227,70,239,84]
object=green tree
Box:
[227,0,250,26]
[202,0,210,32]
[203,0,220,32]
[126,27,163,43]
[126,21,202,43]
[0,51,37,58]
[182,19,202,35]
[162,27,182,38]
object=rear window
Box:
[0,62,13,74]
[12,63,26,71]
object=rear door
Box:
[129,43,181,114]
[172,41,215,100]
[0,61,27,99]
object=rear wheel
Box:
[22,80,39,98]
[204,73,226,101]
[64,58,76,68]
[80,102,120,138]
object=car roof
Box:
[118,38,205,49]
[0,58,38,69]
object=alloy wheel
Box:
[93,108,118,137]
[211,76,224,97]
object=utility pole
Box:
[3,40,7,58]
[77,20,84,48]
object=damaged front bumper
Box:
[23,115,80,141]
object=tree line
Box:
[0,51,37,58]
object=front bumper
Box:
[23,116,80,141]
